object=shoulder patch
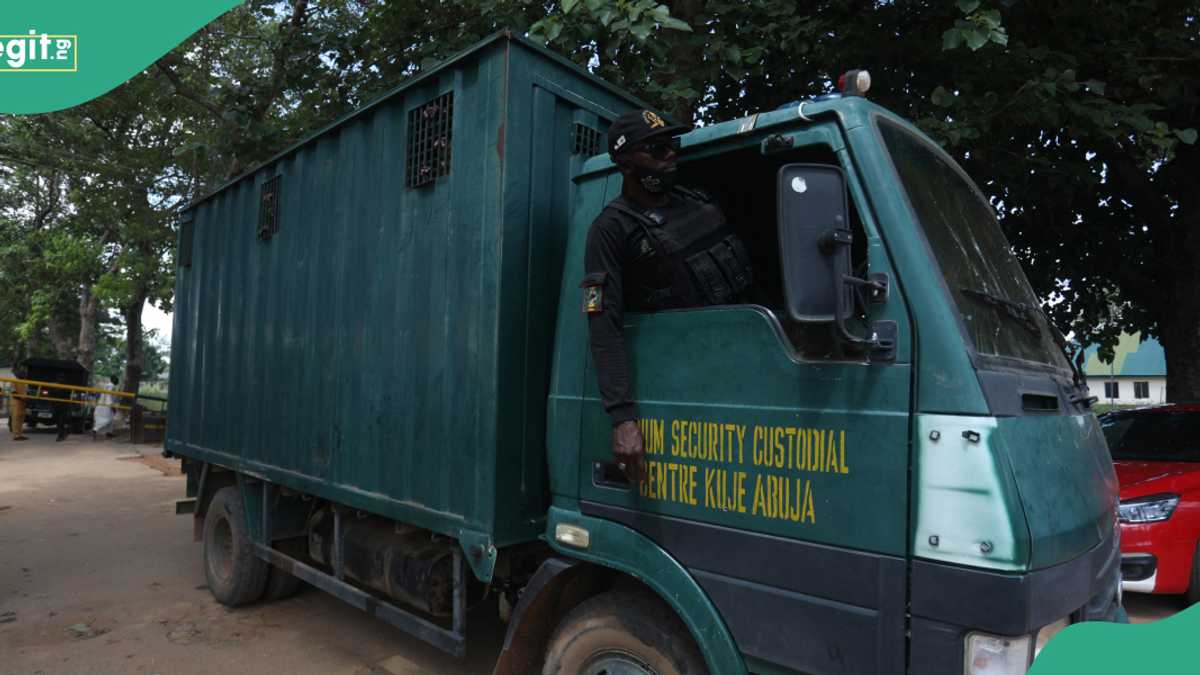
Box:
[581,272,607,314]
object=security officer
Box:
[582,109,753,483]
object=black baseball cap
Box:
[608,109,689,158]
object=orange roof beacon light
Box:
[838,69,872,97]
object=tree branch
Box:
[249,0,311,125]
[153,56,228,123]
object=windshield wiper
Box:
[959,288,1041,337]
[960,287,1097,406]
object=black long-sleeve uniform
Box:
[582,189,751,426]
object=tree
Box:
[0,66,192,390]
[888,1,1199,401]
[5,1,1195,400]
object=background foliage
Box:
[0,1,1196,398]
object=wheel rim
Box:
[581,649,659,675]
[207,514,235,583]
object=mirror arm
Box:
[821,227,888,347]
[834,274,887,346]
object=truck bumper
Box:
[910,526,1122,673]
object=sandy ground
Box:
[0,428,503,675]
[0,424,1184,675]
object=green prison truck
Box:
[166,31,1122,675]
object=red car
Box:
[1103,403,1200,602]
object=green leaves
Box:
[660,16,692,32]
[931,86,957,107]
[943,4,1008,52]
[1175,129,1198,145]
[531,0,691,48]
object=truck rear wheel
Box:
[542,590,707,675]
[202,486,269,606]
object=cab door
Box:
[577,138,913,675]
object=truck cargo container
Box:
[166,31,1123,675]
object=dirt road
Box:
[0,430,503,675]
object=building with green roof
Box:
[1082,332,1167,404]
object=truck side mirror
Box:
[776,164,852,323]
[776,164,894,358]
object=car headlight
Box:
[964,632,1032,675]
[1118,493,1180,523]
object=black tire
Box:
[261,565,303,602]
[202,486,270,607]
[543,590,708,675]
[1186,541,1200,605]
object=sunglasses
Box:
[632,137,681,159]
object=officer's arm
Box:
[583,220,636,426]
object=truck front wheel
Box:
[543,590,707,675]
[202,486,269,606]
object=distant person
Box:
[92,375,118,440]
[9,366,28,441]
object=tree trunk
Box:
[76,286,100,376]
[122,292,147,397]
[1159,213,1200,402]
[1158,137,1200,403]
[47,312,75,359]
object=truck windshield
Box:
[877,119,1070,372]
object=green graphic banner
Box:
[1035,604,1200,673]
[0,1,240,114]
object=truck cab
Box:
[536,89,1121,675]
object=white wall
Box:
[1086,376,1168,406]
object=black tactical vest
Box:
[607,187,753,311]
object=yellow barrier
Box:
[0,376,136,412]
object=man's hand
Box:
[612,419,646,483]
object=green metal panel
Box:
[995,412,1117,569]
[912,412,1118,572]
[167,35,644,573]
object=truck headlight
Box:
[965,632,1032,675]
[1118,493,1179,523]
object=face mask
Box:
[635,165,678,193]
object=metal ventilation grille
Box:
[407,93,454,188]
[572,122,603,156]
[258,175,281,241]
